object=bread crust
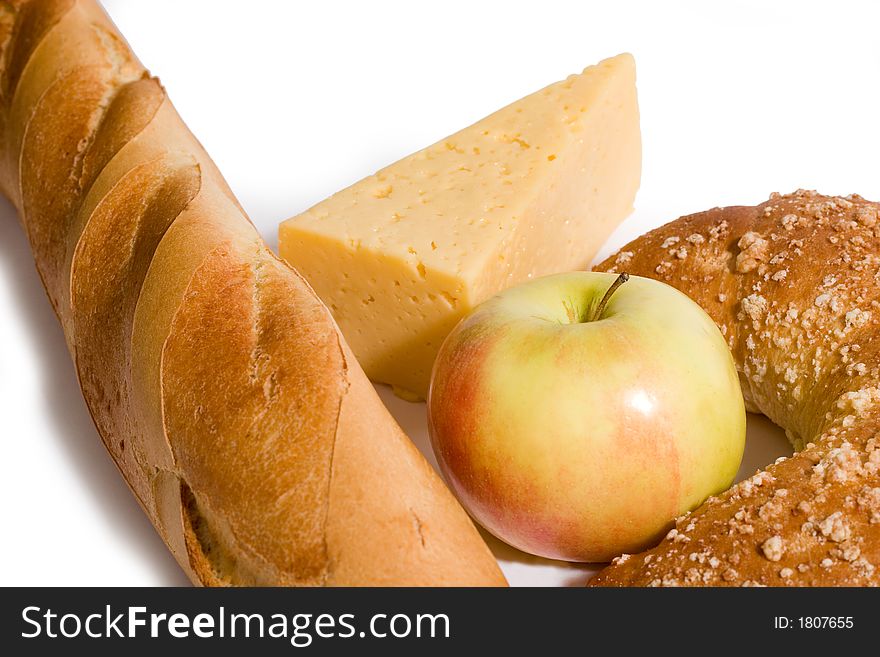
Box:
[592,190,880,586]
[0,0,505,586]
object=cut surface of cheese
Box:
[280,53,641,399]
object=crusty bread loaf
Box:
[591,191,880,586]
[0,0,505,586]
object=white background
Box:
[1,0,878,586]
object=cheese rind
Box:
[280,54,641,399]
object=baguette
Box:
[0,0,506,586]
[591,191,880,586]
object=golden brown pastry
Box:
[591,190,880,586]
[0,0,505,586]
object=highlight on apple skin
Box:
[427,271,746,563]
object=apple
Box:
[428,271,746,562]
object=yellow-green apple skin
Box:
[427,272,746,562]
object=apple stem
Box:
[590,272,629,321]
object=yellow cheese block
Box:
[280,53,641,400]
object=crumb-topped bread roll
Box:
[591,190,880,586]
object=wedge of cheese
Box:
[280,53,640,400]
